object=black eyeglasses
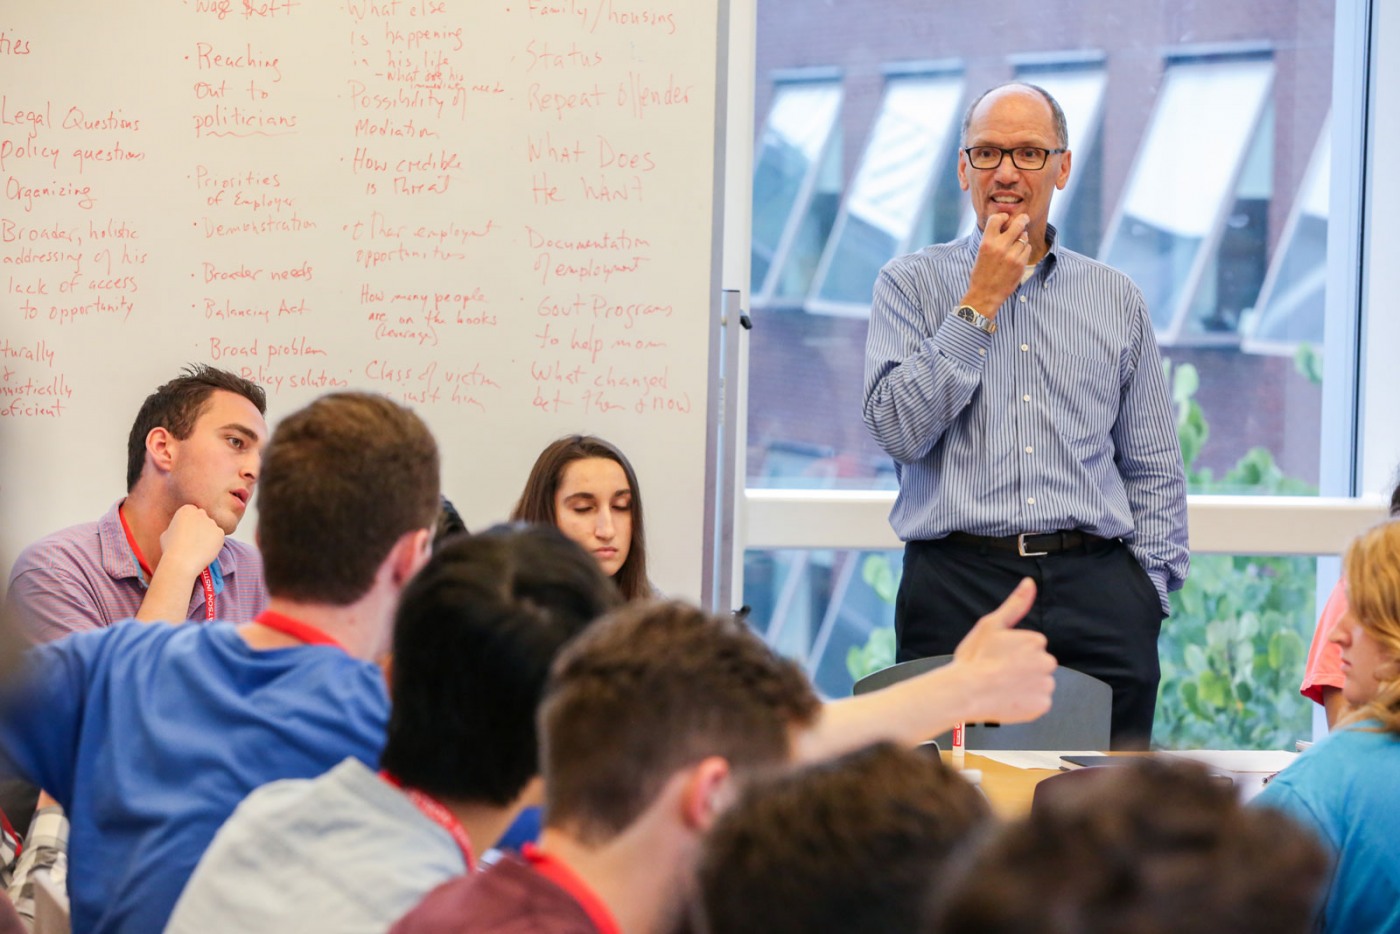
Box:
[963,146,1067,171]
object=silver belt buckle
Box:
[1017,532,1048,557]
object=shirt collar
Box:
[99,499,142,583]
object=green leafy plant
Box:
[846,554,899,682]
[1156,551,1313,749]
[1156,359,1317,749]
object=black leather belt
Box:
[942,530,1111,557]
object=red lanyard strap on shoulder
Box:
[379,771,476,872]
[253,611,347,653]
[0,807,21,859]
[523,844,621,934]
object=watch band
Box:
[954,304,997,334]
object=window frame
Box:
[749,71,845,308]
[1242,116,1331,355]
[1097,47,1277,347]
[1012,54,1108,254]
[805,63,965,317]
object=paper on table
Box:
[1162,750,1300,772]
[974,750,1106,771]
[1161,750,1299,802]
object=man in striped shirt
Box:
[862,82,1189,748]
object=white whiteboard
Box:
[0,0,726,601]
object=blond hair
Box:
[1341,519,1400,733]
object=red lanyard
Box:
[523,844,621,934]
[253,611,347,653]
[0,807,21,859]
[120,506,217,621]
[379,771,476,872]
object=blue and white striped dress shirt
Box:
[862,225,1189,612]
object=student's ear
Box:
[389,527,432,587]
[145,426,176,475]
[680,756,732,833]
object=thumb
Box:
[971,577,1036,634]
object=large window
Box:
[748,10,1330,495]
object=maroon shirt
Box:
[0,889,23,934]
[392,848,618,934]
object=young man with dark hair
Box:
[394,580,1054,934]
[697,742,989,934]
[927,757,1328,934]
[0,392,440,934]
[6,364,270,643]
[166,525,621,933]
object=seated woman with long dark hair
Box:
[512,435,652,601]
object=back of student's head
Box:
[698,741,990,934]
[540,600,821,843]
[257,392,439,605]
[928,757,1328,934]
[126,364,267,490]
[380,524,622,804]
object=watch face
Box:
[956,305,994,333]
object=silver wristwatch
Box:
[954,304,997,334]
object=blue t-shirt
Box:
[1253,722,1400,933]
[0,620,389,934]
